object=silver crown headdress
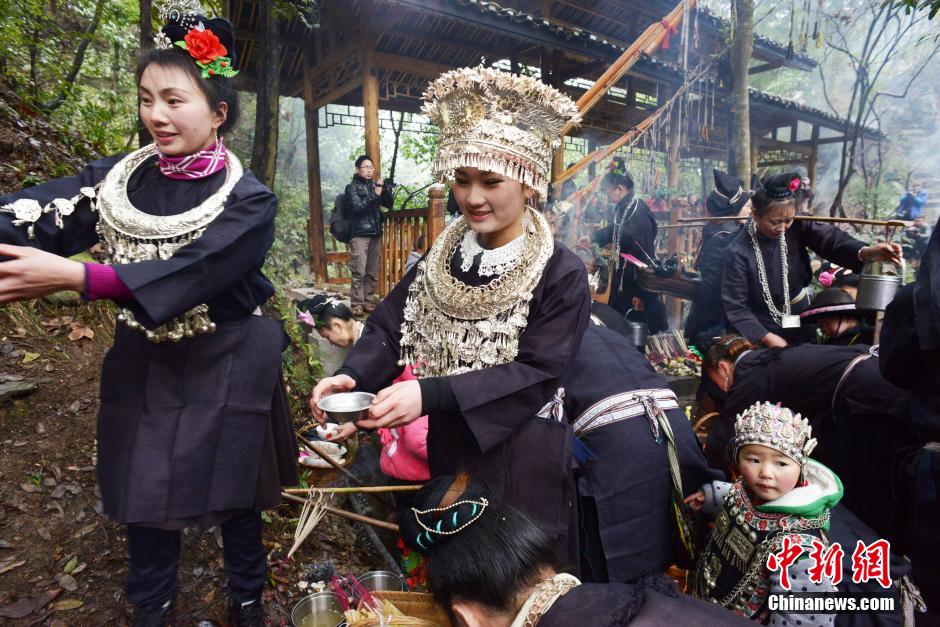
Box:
[154,0,205,48]
[421,67,581,198]
[732,401,817,465]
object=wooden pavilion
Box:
[229,0,882,292]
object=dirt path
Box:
[0,299,379,626]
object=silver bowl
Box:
[357,570,407,592]
[317,391,376,423]
[291,591,345,627]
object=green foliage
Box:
[0,0,139,154]
[264,180,311,286]
[270,288,322,418]
[400,130,439,172]
[889,0,940,18]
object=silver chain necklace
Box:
[613,194,639,253]
[747,219,799,328]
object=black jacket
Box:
[343,174,393,238]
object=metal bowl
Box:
[291,591,345,627]
[357,570,407,592]
[317,392,376,423]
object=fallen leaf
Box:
[54,574,78,592]
[37,528,51,541]
[62,556,78,574]
[0,539,12,549]
[44,363,54,372]
[43,477,57,487]
[49,484,66,499]
[67,400,80,414]
[0,589,61,619]
[35,422,46,434]
[66,324,93,341]
[22,352,39,364]
[202,588,215,604]
[72,523,96,540]
[0,558,25,575]
[19,482,41,493]
[51,598,83,611]
[71,563,87,575]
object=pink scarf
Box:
[158,138,227,180]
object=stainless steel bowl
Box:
[291,591,345,627]
[357,570,407,592]
[317,392,376,423]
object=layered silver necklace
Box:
[747,219,800,329]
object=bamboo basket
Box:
[346,591,451,626]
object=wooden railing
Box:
[378,185,446,296]
[319,185,446,297]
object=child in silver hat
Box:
[687,401,843,625]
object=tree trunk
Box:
[727,0,753,184]
[40,0,106,112]
[388,111,405,183]
[251,0,281,190]
[138,0,153,146]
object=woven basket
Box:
[347,591,450,626]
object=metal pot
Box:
[291,591,345,627]
[624,308,649,349]
[856,258,905,311]
[357,570,407,592]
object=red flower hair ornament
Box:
[175,22,238,79]
[787,177,801,193]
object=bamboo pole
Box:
[281,492,400,532]
[563,0,698,135]
[556,62,711,186]
[297,435,392,510]
[677,216,908,228]
[284,485,423,495]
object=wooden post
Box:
[550,50,565,196]
[360,2,381,178]
[303,45,327,282]
[428,184,446,244]
[807,124,820,186]
[750,140,760,176]
[666,99,681,190]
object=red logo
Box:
[808,538,845,586]
[766,536,805,591]
[851,539,892,589]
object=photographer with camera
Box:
[344,155,394,315]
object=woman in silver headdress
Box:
[312,67,590,562]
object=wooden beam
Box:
[310,76,363,110]
[304,43,358,85]
[373,52,452,79]
[754,136,813,155]
[303,44,327,283]
[748,61,783,74]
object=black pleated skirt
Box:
[96,315,298,526]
